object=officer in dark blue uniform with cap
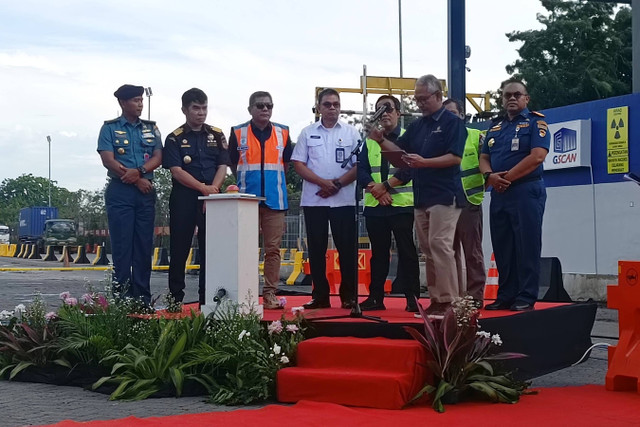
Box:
[97,84,163,305]
[163,88,230,306]
[480,78,549,311]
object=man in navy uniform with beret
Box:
[163,88,231,307]
[480,78,550,311]
[97,84,163,306]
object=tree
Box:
[505,0,632,110]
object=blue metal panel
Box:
[18,206,58,240]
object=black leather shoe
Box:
[510,302,535,311]
[341,300,356,309]
[303,299,331,309]
[405,300,420,312]
[360,298,386,311]
[484,300,512,310]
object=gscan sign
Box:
[543,119,591,170]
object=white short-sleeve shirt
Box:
[291,120,361,207]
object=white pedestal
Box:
[198,193,263,317]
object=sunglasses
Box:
[321,101,341,109]
[377,104,395,112]
[503,92,527,100]
[254,102,274,110]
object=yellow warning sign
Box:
[607,106,629,174]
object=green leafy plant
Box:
[404,296,532,412]
[92,312,209,400]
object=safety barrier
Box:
[28,244,42,260]
[43,246,58,261]
[14,244,23,258]
[8,244,17,257]
[153,247,169,266]
[606,260,640,392]
[186,247,200,272]
[60,246,75,264]
[321,249,388,296]
[92,245,110,265]
[73,245,91,264]
[0,244,7,257]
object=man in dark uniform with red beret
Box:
[163,88,231,306]
[97,84,163,305]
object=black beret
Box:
[114,84,144,100]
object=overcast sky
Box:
[0,0,546,193]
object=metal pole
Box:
[447,0,466,102]
[46,135,51,206]
[145,87,153,120]
[398,0,405,128]
[633,0,639,93]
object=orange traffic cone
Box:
[484,253,499,300]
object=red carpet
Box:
[45,385,640,426]
[262,296,568,323]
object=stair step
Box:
[296,337,425,372]
[277,367,425,409]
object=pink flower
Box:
[65,297,78,306]
[286,324,299,333]
[59,291,71,300]
[81,293,93,304]
[291,306,305,314]
[45,312,57,321]
[96,294,108,308]
[268,320,283,334]
[279,297,287,308]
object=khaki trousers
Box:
[260,206,286,295]
[414,204,462,303]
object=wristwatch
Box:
[483,172,492,181]
[138,166,147,176]
[382,180,392,192]
[333,179,343,189]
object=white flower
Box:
[45,312,57,321]
[238,330,247,341]
[491,334,503,346]
[268,320,283,335]
[291,306,305,314]
[273,344,281,355]
[476,331,491,339]
[286,324,299,333]
[270,353,274,358]
[0,310,13,319]
[59,291,71,300]
[245,332,250,337]
[280,356,290,364]
[14,304,26,313]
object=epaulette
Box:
[103,118,119,124]
[140,119,156,125]
[171,127,184,137]
[530,111,545,117]
[209,125,223,133]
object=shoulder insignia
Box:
[171,127,184,137]
[536,120,548,129]
[530,111,545,117]
[209,125,223,133]
[103,118,119,124]
[489,124,502,132]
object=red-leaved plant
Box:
[404,296,533,412]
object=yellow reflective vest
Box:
[364,129,413,208]
[460,128,485,206]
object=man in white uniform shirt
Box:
[292,88,360,309]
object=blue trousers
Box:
[489,179,546,305]
[105,179,155,304]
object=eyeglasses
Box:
[321,101,341,109]
[414,91,440,105]
[377,104,395,112]
[254,102,274,110]
[503,92,527,100]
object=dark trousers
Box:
[454,204,486,301]
[303,206,356,303]
[489,179,546,305]
[105,179,155,305]
[168,184,206,304]
[365,213,420,302]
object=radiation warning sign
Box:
[607,106,629,174]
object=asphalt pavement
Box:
[0,255,619,426]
